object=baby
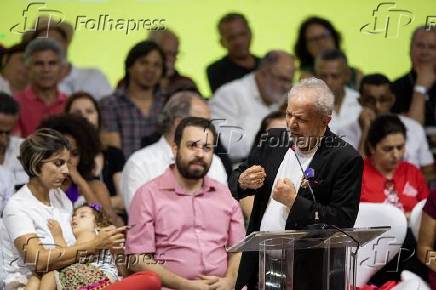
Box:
[26,203,122,290]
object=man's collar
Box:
[24,86,66,102]
[157,166,215,196]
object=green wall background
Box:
[1,0,434,96]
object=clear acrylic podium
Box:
[227,227,390,290]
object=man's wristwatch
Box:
[414,85,429,100]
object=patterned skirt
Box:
[54,263,113,290]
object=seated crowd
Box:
[0,11,436,290]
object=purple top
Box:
[65,184,79,203]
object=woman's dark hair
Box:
[19,128,71,178]
[365,114,406,156]
[251,111,286,153]
[123,40,166,87]
[64,92,102,130]
[1,42,27,68]
[294,16,341,68]
[38,114,101,179]
[0,92,19,115]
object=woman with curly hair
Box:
[294,16,363,90]
[38,114,124,226]
[65,92,126,217]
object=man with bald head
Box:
[210,50,295,162]
[121,90,228,209]
[147,29,197,95]
[230,77,363,290]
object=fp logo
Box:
[9,2,64,36]
[360,2,414,38]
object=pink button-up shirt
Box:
[126,167,245,282]
[15,86,67,137]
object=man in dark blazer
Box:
[229,77,363,290]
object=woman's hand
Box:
[47,219,63,237]
[94,225,127,251]
[68,161,86,187]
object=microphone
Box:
[291,144,360,250]
[291,144,324,229]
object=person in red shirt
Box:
[361,113,429,216]
[15,38,67,137]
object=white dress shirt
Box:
[59,65,113,100]
[2,185,75,286]
[121,137,228,210]
[337,115,434,167]
[260,147,317,231]
[329,87,361,133]
[210,73,283,161]
[0,76,11,94]
[3,136,28,187]
[0,166,14,216]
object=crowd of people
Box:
[0,11,435,290]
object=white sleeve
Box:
[336,120,359,150]
[91,70,113,100]
[416,125,434,167]
[260,198,290,231]
[3,201,36,241]
[210,87,248,160]
[121,158,151,211]
[0,168,14,216]
[209,155,228,186]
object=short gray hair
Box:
[147,29,179,44]
[288,77,334,116]
[158,91,204,134]
[24,38,66,65]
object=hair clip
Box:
[89,202,102,212]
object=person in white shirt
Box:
[0,165,14,216]
[0,93,28,187]
[230,77,363,289]
[210,50,295,162]
[2,128,124,289]
[314,49,361,133]
[337,73,434,176]
[121,91,228,209]
[23,16,112,99]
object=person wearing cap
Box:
[0,42,28,95]
[15,38,68,137]
[230,77,363,290]
[23,15,113,100]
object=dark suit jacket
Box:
[229,127,363,290]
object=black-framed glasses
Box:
[307,31,332,43]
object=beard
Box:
[263,85,288,104]
[175,153,211,180]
